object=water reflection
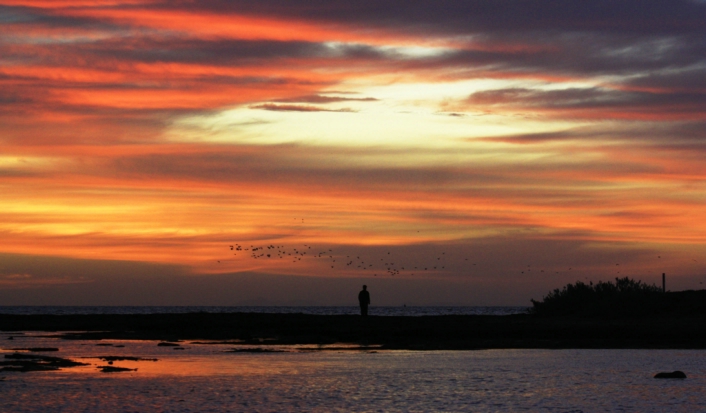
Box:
[0,305,529,316]
[1,333,705,412]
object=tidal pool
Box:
[1,332,704,412]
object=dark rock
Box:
[0,364,59,372]
[654,371,687,379]
[1,353,87,372]
[98,366,137,373]
[157,342,180,347]
[96,356,158,362]
[225,348,285,353]
[7,312,706,350]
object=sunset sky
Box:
[1,0,705,306]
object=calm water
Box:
[0,306,529,316]
[1,331,705,412]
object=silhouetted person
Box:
[358,285,370,316]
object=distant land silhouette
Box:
[3,278,706,349]
[529,277,705,317]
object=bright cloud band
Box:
[1,1,705,304]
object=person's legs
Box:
[361,305,368,316]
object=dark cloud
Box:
[477,130,584,145]
[466,87,706,119]
[0,169,40,178]
[273,94,378,104]
[0,6,37,25]
[249,103,356,112]
[0,72,309,94]
[444,35,706,76]
[101,145,455,189]
[157,1,706,36]
[0,260,511,306]
[0,89,34,106]
[2,2,705,307]
[0,5,117,30]
[11,2,703,78]
[477,122,706,146]
[468,87,620,108]
[0,233,685,305]
[67,38,333,65]
[436,112,466,117]
[2,33,386,70]
[626,66,706,91]
[85,141,697,200]
[3,2,704,125]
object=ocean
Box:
[0,305,529,316]
[1,307,704,412]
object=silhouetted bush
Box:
[530,277,663,316]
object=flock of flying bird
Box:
[226,243,459,276]
[222,243,625,277]
[215,219,689,278]
[216,243,687,279]
[216,242,706,290]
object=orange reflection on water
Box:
[44,338,382,378]
[69,351,317,377]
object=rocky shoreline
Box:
[2,312,706,350]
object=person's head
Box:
[362,285,367,290]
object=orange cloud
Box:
[1,1,705,301]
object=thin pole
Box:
[662,273,666,293]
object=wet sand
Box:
[2,313,706,349]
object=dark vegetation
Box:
[225,348,285,353]
[531,277,706,317]
[95,356,158,362]
[98,365,137,373]
[3,310,706,349]
[1,353,88,372]
[2,279,706,350]
[531,277,661,316]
